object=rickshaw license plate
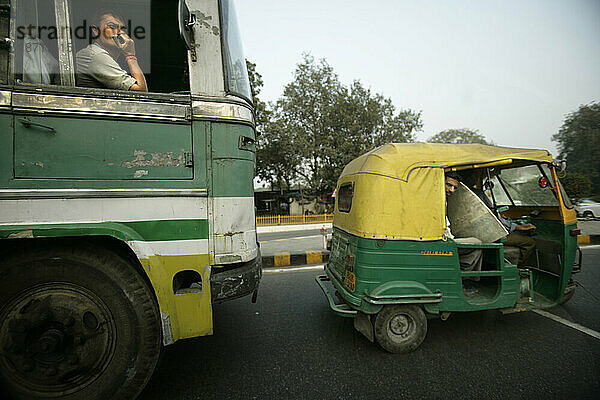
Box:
[344,270,356,292]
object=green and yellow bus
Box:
[0,1,260,398]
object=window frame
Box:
[218,0,252,104]
[337,182,354,213]
[9,0,192,102]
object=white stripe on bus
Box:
[0,196,254,225]
[128,239,209,258]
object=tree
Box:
[560,173,592,203]
[428,128,491,144]
[552,102,600,194]
[258,54,422,194]
[246,60,271,134]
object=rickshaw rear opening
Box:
[316,143,580,354]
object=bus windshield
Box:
[221,0,251,101]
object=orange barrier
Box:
[256,214,333,226]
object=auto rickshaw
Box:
[316,143,581,353]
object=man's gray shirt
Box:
[76,43,136,90]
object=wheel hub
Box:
[37,329,65,354]
[389,314,411,336]
[0,283,116,396]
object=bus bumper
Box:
[211,253,262,303]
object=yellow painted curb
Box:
[577,235,591,245]
[306,251,323,265]
[274,253,291,267]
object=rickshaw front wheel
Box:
[374,305,427,353]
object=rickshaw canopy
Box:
[334,143,555,241]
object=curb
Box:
[261,250,329,268]
[578,234,600,245]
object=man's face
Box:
[445,177,459,197]
[97,14,127,49]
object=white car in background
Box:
[575,199,600,219]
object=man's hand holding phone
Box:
[114,33,136,57]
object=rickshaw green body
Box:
[324,143,579,317]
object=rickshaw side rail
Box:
[453,242,505,249]
[364,293,442,305]
[460,270,505,277]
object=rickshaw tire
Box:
[374,305,427,354]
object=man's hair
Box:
[91,8,125,29]
[445,172,462,182]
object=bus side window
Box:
[69,0,189,94]
[13,0,60,86]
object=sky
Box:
[236,0,600,156]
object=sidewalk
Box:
[578,220,600,245]
[259,223,332,268]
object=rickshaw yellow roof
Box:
[341,143,553,181]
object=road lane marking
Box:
[533,309,600,340]
[263,265,325,273]
[579,244,600,249]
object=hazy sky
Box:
[236,0,600,156]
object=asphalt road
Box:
[140,247,600,400]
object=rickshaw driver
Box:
[498,212,537,267]
[444,173,483,274]
[465,173,537,268]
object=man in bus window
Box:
[445,173,484,276]
[76,9,147,91]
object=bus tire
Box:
[0,246,161,400]
[374,305,427,353]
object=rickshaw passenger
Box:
[445,174,483,274]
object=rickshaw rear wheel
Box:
[374,305,427,353]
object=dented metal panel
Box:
[211,196,258,263]
[192,99,253,124]
[13,115,194,180]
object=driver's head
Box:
[445,173,461,197]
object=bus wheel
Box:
[374,305,427,353]
[0,247,161,400]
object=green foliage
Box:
[428,128,491,144]
[552,102,600,194]
[257,54,422,194]
[246,60,271,133]
[560,173,592,203]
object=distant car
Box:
[575,199,600,218]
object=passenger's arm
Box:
[516,223,536,231]
[125,57,147,92]
[116,33,148,92]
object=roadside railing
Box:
[256,214,333,226]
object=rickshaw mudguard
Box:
[363,281,443,309]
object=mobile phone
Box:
[114,34,126,45]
